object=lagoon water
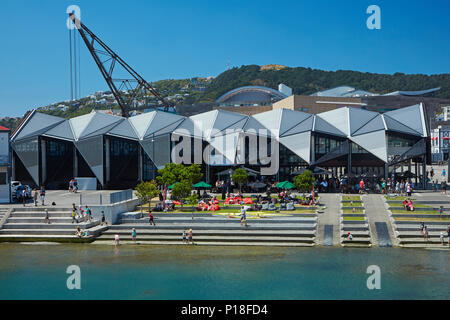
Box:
[0,243,448,300]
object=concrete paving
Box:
[316,193,341,246]
[363,194,397,246]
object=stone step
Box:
[110,223,317,231]
[394,220,450,226]
[391,213,450,219]
[10,207,72,212]
[340,231,370,237]
[0,234,94,243]
[96,234,315,243]
[91,240,315,247]
[396,231,448,238]
[394,225,449,232]
[2,221,99,229]
[341,238,371,245]
[341,224,369,231]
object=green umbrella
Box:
[276,181,296,189]
[167,182,179,189]
[192,181,212,188]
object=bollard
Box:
[100,193,102,205]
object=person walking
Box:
[101,211,106,226]
[430,167,434,179]
[33,188,38,206]
[447,226,450,247]
[21,188,27,207]
[406,182,412,197]
[440,232,445,246]
[188,229,193,244]
[44,209,50,224]
[40,186,46,206]
[131,228,137,244]
[240,206,247,226]
[182,230,187,244]
[114,234,120,247]
[149,212,155,225]
[423,226,429,242]
[71,204,77,224]
[443,168,446,179]
[439,206,444,220]
[85,205,92,222]
[442,180,447,195]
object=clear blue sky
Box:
[0,0,449,116]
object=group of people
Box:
[402,199,415,211]
[68,178,78,193]
[31,186,46,206]
[71,203,95,224]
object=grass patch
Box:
[394,217,450,222]
[389,203,431,208]
[342,196,361,201]
[343,216,366,221]
[385,196,416,201]
[343,209,364,214]
[390,210,442,215]
[341,202,363,207]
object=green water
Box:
[0,243,448,300]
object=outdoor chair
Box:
[287,203,295,211]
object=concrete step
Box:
[394,220,450,226]
[398,238,446,245]
[102,229,316,237]
[341,238,371,244]
[2,221,99,229]
[119,217,318,224]
[396,231,448,238]
[10,207,72,212]
[91,240,315,247]
[10,212,76,218]
[109,223,317,231]
[7,217,85,223]
[340,231,370,237]
[341,224,369,231]
[0,234,94,243]
[96,234,315,243]
[394,225,449,232]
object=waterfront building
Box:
[0,126,11,203]
[10,104,430,189]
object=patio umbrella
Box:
[167,182,179,189]
[276,181,296,189]
[192,181,212,188]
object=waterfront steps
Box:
[340,196,371,247]
[393,221,449,247]
[95,214,318,247]
[0,208,104,242]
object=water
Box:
[0,243,448,300]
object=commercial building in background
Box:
[11,104,430,189]
[430,125,450,163]
[0,126,11,203]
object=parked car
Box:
[14,184,32,201]
[10,181,22,199]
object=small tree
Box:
[232,168,248,193]
[171,180,192,207]
[135,180,159,213]
[293,170,315,198]
[186,193,199,213]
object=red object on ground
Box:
[173,200,181,205]
[243,198,253,204]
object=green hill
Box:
[3,64,450,131]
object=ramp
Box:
[323,224,333,246]
[375,222,392,247]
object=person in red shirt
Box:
[359,179,365,194]
[149,211,155,225]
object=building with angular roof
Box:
[0,125,11,203]
[10,104,430,189]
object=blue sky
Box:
[0,0,449,116]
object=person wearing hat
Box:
[347,232,353,241]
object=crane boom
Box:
[68,13,171,117]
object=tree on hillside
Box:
[232,168,248,193]
[135,180,159,213]
[293,170,315,197]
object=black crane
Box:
[68,13,172,117]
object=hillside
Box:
[3,64,450,131]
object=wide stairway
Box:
[0,208,8,222]
[0,207,106,242]
[96,212,318,246]
[340,195,371,247]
